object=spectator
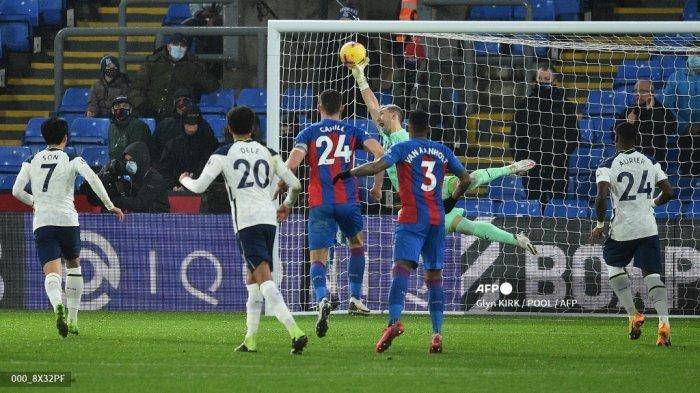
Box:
[86,55,131,118]
[511,66,578,202]
[151,89,201,158]
[617,80,676,169]
[112,142,170,213]
[158,106,219,190]
[108,96,152,160]
[662,55,700,176]
[189,3,223,22]
[184,3,224,79]
[130,33,219,120]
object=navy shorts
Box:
[34,226,81,264]
[307,203,363,250]
[237,224,276,273]
[394,222,445,270]
[603,235,662,274]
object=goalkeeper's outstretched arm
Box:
[348,59,381,124]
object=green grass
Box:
[1,311,698,392]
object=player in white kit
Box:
[179,106,308,354]
[12,118,124,337]
[589,122,675,347]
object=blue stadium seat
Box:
[199,89,236,116]
[544,198,592,218]
[237,88,267,113]
[23,117,47,144]
[80,146,109,169]
[140,118,156,134]
[513,0,555,21]
[38,0,63,26]
[0,0,39,27]
[0,17,32,52]
[376,90,393,106]
[469,5,513,20]
[578,116,615,145]
[473,41,500,55]
[585,88,633,116]
[682,201,700,218]
[685,0,699,20]
[203,114,227,142]
[653,33,696,48]
[510,34,549,58]
[652,55,687,81]
[58,88,90,114]
[458,198,493,217]
[281,87,314,111]
[0,33,3,59]
[162,3,191,25]
[488,176,527,201]
[566,173,597,199]
[0,173,16,190]
[69,118,109,145]
[492,200,542,217]
[0,146,32,174]
[668,175,700,201]
[568,146,614,174]
[654,199,682,219]
[257,114,267,140]
[614,60,657,88]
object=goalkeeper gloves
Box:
[333,170,352,184]
[350,58,370,91]
[443,196,458,214]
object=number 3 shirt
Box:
[294,119,373,208]
[595,148,667,241]
[381,138,466,226]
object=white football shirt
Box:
[595,149,667,241]
[180,140,301,232]
[12,148,115,231]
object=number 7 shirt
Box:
[294,118,373,208]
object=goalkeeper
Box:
[349,59,538,255]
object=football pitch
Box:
[1,311,698,392]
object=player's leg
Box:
[36,226,68,338]
[61,226,82,335]
[308,206,335,337]
[422,224,446,354]
[446,211,538,255]
[235,270,263,352]
[603,237,644,340]
[636,236,671,347]
[337,203,370,315]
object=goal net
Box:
[268,21,700,316]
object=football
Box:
[339,41,366,66]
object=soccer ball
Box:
[339,41,366,66]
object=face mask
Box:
[113,108,131,121]
[125,161,138,175]
[104,68,117,79]
[169,45,186,61]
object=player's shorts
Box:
[237,224,276,272]
[394,222,445,270]
[603,235,662,274]
[34,226,81,264]
[444,207,466,233]
[308,203,363,250]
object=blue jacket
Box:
[662,69,700,133]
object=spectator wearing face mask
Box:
[151,88,208,159]
[130,33,220,120]
[108,96,153,160]
[511,66,579,201]
[157,106,219,190]
[662,55,700,176]
[86,55,131,118]
[112,142,170,213]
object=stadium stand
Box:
[81,146,109,169]
[493,200,542,217]
[0,173,16,190]
[0,146,32,174]
[38,0,64,26]
[281,87,314,112]
[68,118,109,147]
[141,118,157,134]
[487,177,527,201]
[203,114,227,142]
[199,88,237,116]
[162,3,191,26]
[543,198,592,218]
[58,87,90,115]
[237,88,267,113]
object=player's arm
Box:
[347,157,392,178]
[73,158,124,220]
[284,147,306,173]
[349,58,381,124]
[272,154,302,221]
[652,162,674,208]
[590,165,612,243]
[179,154,224,194]
[11,162,33,207]
[362,138,385,199]
[442,150,472,213]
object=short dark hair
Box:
[41,117,68,145]
[319,89,342,115]
[615,121,638,143]
[408,110,430,134]
[227,106,256,135]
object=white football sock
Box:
[260,280,299,337]
[644,274,670,326]
[245,283,263,339]
[608,267,637,317]
[44,273,63,312]
[65,267,83,323]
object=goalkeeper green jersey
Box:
[379,128,409,191]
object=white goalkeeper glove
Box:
[349,57,370,91]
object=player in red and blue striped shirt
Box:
[284,89,384,337]
[334,110,471,354]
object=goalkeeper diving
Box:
[348,59,538,254]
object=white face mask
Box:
[169,45,186,61]
[125,161,138,175]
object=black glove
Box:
[332,170,352,184]
[443,196,458,214]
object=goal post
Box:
[267,20,700,316]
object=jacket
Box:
[661,69,700,134]
[113,142,170,213]
[87,73,132,117]
[157,119,219,189]
[108,116,153,160]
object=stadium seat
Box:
[613,60,658,88]
[488,176,527,201]
[513,0,555,21]
[376,90,393,106]
[585,88,633,116]
[652,55,687,81]
[203,115,227,142]
[281,87,314,111]
[68,118,109,145]
[653,33,695,48]
[567,173,597,199]
[469,5,513,20]
[510,34,549,58]
[0,32,3,59]
[654,199,682,219]
[237,88,267,113]
[0,173,16,190]
[682,201,700,218]
[199,89,236,116]
[23,117,48,145]
[38,0,63,26]
[684,0,699,20]
[81,146,109,169]
[0,0,39,27]
[473,41,500,55]
[0,16,32,52]
[162,3,191,25]
[458,198,493,217]
[257,114,267,140]
[543,198,592,218]
[0,146,32,174]
[668,175,700,201]
[492,200,542,217]
[578,116,615,145]
[568,146,614,174]
[555,0,579,20]
[58,88,90,114]
[140,118,156,134]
